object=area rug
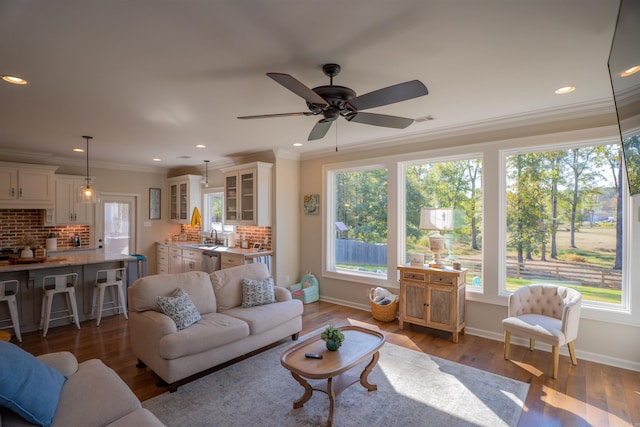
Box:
[143,340,529,427]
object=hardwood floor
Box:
[11,300,640,426]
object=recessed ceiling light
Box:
[73,148,84,153]
[152,158,162,162]
[621,65,640,77]
[554,86,576,94]
[1,75,28,85]
[293,142,303,147]
[195,144,206,148]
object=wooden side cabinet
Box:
[398,264,466,343]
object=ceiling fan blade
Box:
[237,112,314,119]
[347,80,428,111]
[308,120,333,140]
[347,112,414,129]
[267,73,329,107]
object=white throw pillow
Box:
[157,288,201,330]
[241,277,276,308]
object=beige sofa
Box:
[0,351,164,427]
[128,263,303,391]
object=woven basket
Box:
[369,289,399,322]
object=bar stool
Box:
[91,268,128,326]
[0,279,22,342]
[40,273,80,338]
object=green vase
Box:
[326,339,340,351]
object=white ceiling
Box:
[0,0,621,170]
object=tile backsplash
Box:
[0,209,90,252]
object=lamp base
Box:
[428,261,446,269]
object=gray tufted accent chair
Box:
[502,284,582,379]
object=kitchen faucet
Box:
[210,229,218,244]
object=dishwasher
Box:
[202,251,221,272]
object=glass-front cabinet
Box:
[222,162,272,226]
[168,175,202,224]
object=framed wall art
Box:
[303,194,319,215]
[149,188,161,220]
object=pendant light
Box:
[202,160,210,188]
[79,135,98,203]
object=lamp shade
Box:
[419,208,453,231]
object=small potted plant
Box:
[320,325,345,351]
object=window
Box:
[326,165,388,279]
[402,156,483,288]
[503,142,627,308]
[202,188,233,235]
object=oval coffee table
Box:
[280,325,386,426]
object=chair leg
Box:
[503,331,511,359]
[42,293,54,338]
[568,341,578,366]
[117,284,128,319]
[96,285,106,326]
[68,289,80,330]
[90,285,98,319]
[529,339,535,351]
[551,345,559,379]
[7,296,22,342]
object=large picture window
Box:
[402,157,483,287]
[326,165,388,279]
[503,143,626,307]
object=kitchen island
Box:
[0,252,136,335]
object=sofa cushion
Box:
[129,271,216,314]
[157,288,201,330]
[158,312,250,360]
[210,263,270,311]
[223,299,303,336]
[51,359,141,427]
[241,277,275,307]
[0,342,67,427]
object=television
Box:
[608,0,640,195]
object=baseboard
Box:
[319,296,640,373]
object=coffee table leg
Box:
[291,372,313,408]
[327,377,335,427]
[359,351,379,391]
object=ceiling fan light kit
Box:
[238,63,428,141]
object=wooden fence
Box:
[336,239,387,267]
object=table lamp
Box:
[419,208,453,269]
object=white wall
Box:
[298,123,640,371]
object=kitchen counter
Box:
[159,242,272,258]
[0,252,136,273]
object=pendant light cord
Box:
[83,135,93,186]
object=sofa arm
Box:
[36,351,79,377]
[275,286,292,302]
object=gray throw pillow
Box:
[157,288,201,330]
[241,277,276,307]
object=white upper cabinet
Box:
[54,175,93,225]
[222,162,272,226]
[0,162,57,208]
[168,175,202,224]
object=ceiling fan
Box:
[237,63,428,141]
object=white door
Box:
[97,194,138,256]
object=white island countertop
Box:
[0,252,136,273]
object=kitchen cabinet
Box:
[182,248,202,272]
[165,245,203,274]
[168,175,202,224]
[157,243,169,274]
[222,162,272,226]
[0,162,57,208]
[54,175,93,225]
[220,252,244,269]
[398,265,466,343]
